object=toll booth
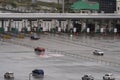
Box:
[0,27,4,33]
[87,23,95,33]
[11,28,18,34]
[21,27,28,33]
[115,24,120,34]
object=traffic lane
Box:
[0,51,120,80]
[65,50,120,66]
[46,34,120,51]
[0,42,120,80]
[1,52,120,80]
[12,37,95,51]
[35,35,120,64]
[9,36,120,65]
[0,40,33,53]
[39,34,120,63]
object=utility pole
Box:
[57,0,59,12]
[58,0,59,5]
[62,0,64,13]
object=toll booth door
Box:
[87,24,95,33]
[76,23,81,33]
[73,23,81,33]
[115,24,120,33]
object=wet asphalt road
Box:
[0,33,120,80]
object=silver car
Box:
[82,74,94,80]
[93,50,104,56]
[103,73,115,80]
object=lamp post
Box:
[62,0,64,13]
[58,0,59,5]
[29,73,32,80]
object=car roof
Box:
[32,69,44,74]
[95,49,103,52]
[84,74,92,76]
[105,73,113,76]
[5,72,14,74]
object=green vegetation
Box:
[0,0,63,12]
[64,0,72,12]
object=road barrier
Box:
[17,34,24,39]
[3,35,11,39]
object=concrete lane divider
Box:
[3,35,11,39]
[17,34,24,39]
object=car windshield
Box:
[105,74,109,76]
[84,75,88,77]
[95,50,103,52]
[105,74,112,76]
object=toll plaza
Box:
[0,13,119,36]
[0,13,120,80]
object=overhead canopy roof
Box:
[71,0,99,10]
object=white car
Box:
[103,73,115,80]
[93,50,104,56]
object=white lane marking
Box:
[39,53,64,58]
[12,56,36,60]
[49,54,64,57]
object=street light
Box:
[62,0,64,13]
[58,0,59,5]
[29,73,32,80]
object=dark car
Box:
[34,47,45,55]
[82,74,94,80]
[34,47,45,52]
[30,33,40,40]
[32,69,44,78]
[4,72,14,79]
[93,50,104,56]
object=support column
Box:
[95,21,100,33]
[108,20,112,32]
[81,20,86,32]
[18,21,21,32]
[4,21,7,32]
[67,19,73,30]
[8,19,12,32]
